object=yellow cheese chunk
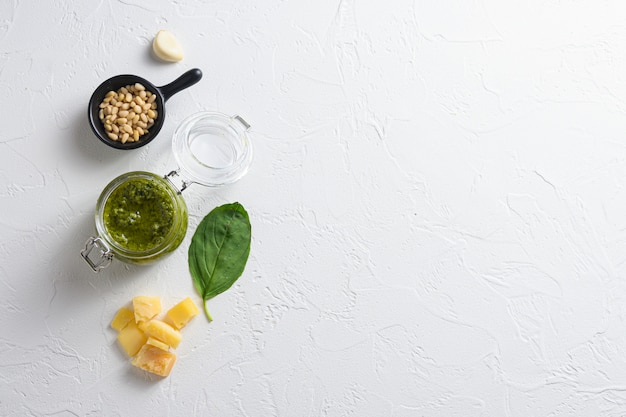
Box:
[117,321,147,357]
[144,320,182,349]
[137,321,149,332]
[133,296,161,323]
[110,307,134,331]
[132,344,177,377]
[146,337,170,351]
[164,297,199,329]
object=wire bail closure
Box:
[164,170,189,194]
[81,237,114,272]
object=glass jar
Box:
[172,112,252,189]
[81,112,252,272]
[82,172,188,270]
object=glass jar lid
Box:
[172,112,253,187]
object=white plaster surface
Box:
[3,0,626,415]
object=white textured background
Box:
[3,0,626,416]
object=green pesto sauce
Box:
[103,178,175,252]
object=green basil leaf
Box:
[188,202,251,321]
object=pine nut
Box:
[97,83,159,144]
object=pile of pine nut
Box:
[98,83,158,144]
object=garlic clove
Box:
[152,30,184,62]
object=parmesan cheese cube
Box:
[164,297,199,329]
[110,307,134,331]
[144,320,182,349]
[133,296,161,323]
[137,320,149,333]
[146,337,170,351]
[132,344,177,377]
[117,321,147,357]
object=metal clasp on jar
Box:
[81,237,114,272]
[164,170,190,194]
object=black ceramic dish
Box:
[88,68,203,150]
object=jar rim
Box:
[95,171,186,259]
[172,111,253,187]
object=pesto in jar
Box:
[102,178,176,252]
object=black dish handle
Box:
[158,68,203,102]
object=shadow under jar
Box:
[81,112,253,272]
